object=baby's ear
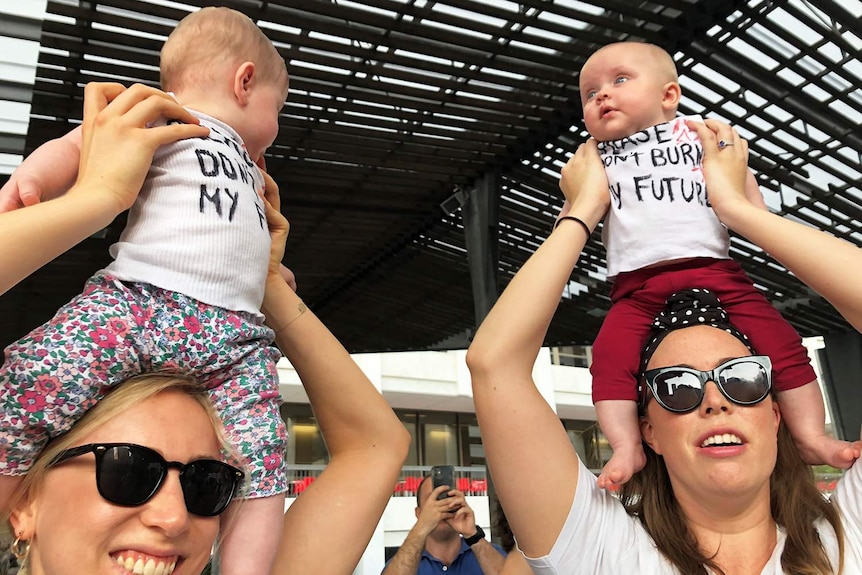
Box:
[233,61,257,106]
[661,81,681,113]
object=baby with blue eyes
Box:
[557,40,855,488]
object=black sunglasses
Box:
[639,355,772,414]
[50,443,244,517]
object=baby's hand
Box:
[0,172,45,212]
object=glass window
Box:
[424,423,457,465]
[397,411,420,466]
[458,415,485,467]
[420,412,458,466]
[563,420,609,471]
[551,345,593,368]
[281,404,329,465]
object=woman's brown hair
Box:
[620,421,844,575]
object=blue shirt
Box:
[384,540,507,574]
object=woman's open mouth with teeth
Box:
[701,433,743,447]
[112,551,178,575]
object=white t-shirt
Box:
[600,116,730,278]
[525,458,862,574]
[104,110,270,316]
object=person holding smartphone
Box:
[381,471,506,575]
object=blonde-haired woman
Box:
[9,374,235,575]
[2,82,410,575]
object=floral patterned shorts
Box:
[0,274,287,498]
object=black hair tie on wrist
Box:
[554,215,592,237]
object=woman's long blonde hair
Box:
[620,421,844,575]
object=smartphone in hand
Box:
[431,465,455,500]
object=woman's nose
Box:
[138,470,192,536]
[701,380,730,414]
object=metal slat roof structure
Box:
[1,0,861,352]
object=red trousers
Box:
[591,258,816,402]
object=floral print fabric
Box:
[0,275,287,498]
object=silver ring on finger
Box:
[718,139,734,149]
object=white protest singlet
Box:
[103,110,270,316]
[600,116,730,278]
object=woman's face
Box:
[14,391,222,575]
[640,325,780,502]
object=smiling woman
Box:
[0,81,410,575]
[8,375,226,575]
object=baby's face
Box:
[579,43,676,142]
[241,77,287,161]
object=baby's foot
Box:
[597,443,646,490]
[795,433,861,469]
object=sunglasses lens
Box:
[181,460,240,516]
[98,446,164,506]
[652,370,703,411]
[719,360,770,403]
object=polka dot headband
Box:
[638,288,754,409]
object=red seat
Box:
[401,476,423,495]
[470,479,487,495]
[457,477,471,493]
[292,476,315,495]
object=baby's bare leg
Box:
[218,493,285,575]
[595,400,646,489]
[778,380,860,468]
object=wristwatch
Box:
[463,525,485,546]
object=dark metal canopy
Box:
[2,0,861,352]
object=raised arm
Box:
[258,174,410,575]
[465,140,609,557]
[0,82,207,296]
[691,119,862,332]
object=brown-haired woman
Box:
[466,119,862,574]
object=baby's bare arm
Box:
[0,127,82,212]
